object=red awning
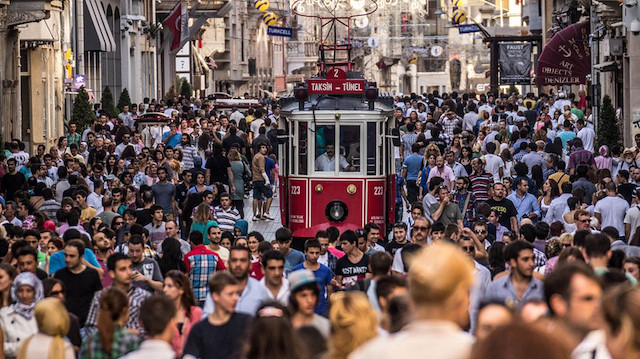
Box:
[536,21,590,85]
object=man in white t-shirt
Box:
[250,109,265,142]
[624,200,640,240]
[576,118,596,153]
[483,142,504,183]
[594,182,629,238]
[462,104,478,132]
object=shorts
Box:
[253,180,273,200]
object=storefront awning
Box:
[536,21,590,85]
[84,0,116,52]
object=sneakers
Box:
[252,215,261,221]
[263,214,275,220]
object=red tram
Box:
[277,70,397,239]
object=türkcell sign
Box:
[307,79,366,94]
[267,26,293,37]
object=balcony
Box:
[6,0,62,27]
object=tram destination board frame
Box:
[307,79,366,95]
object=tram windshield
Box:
[314,124,360,173]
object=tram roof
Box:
[279,93,395,114]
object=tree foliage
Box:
[597,95,619,148]
[71,86,96,130]
[180,79,192,98]
[117,88,132,112]
[101,86,118,118]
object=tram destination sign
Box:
[307,79,366,94]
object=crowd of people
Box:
[0,88,636,359]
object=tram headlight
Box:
[326,201,348,222]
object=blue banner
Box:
[458,24,481,34]
[267,26,293,38]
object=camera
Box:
[631,19,640,35]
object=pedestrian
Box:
[259,250,289,305]
[84,253,151,335]
[120,295,177,359]
[53,239,103,327]
[350,242,475,359]
[183,272,252,359]
[0,272,43,359]
[328,292,378,359]
[335,230,370,288]
[183,231,226,307]
[201,246,268,317]
[275,227,304,275]
[291,239,333,315]
[241,302,306,359]
[17,297,75,359]
[289,269,330,339]
[79,287,139,359]
[484,241,544,310]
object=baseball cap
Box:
[289,269,320,292]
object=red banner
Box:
[536,21,590,85]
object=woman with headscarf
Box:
[0,272,43,358]
[233,219,249,238]
[595,145,613,172]
[16,297,75,359]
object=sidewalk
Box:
[243,194,281,241]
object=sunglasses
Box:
[114,221,124,225]
[475,229,487,234]
[579,219,590,223]
[413,226,429,231]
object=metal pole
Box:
[490,39,498,95]
[590,6,598,134]
[76,0,84,75]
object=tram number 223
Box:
[291,186,301,195]
[373,186,383,196]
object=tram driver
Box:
[316,144,355,172]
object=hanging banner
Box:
[498,42,532,85]
[535,21,590,85]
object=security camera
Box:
[631,18,640,35]
[625,0,638,7]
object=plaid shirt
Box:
[85,286,151,337]
[568,149,595,170]
[533,247,547,270]
[78,326,139,359]
[183,245,226,303]
[438,115,462,140]
[451,190,477,226]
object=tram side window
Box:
[367,123,376,175]
[298,122,308,175]
[339,125,360,172]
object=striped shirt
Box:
[469,172,494,202]
[213,205,241,232]
[176,144,198,170]
[183,245,226,304]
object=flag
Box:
[164,1,189,51]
